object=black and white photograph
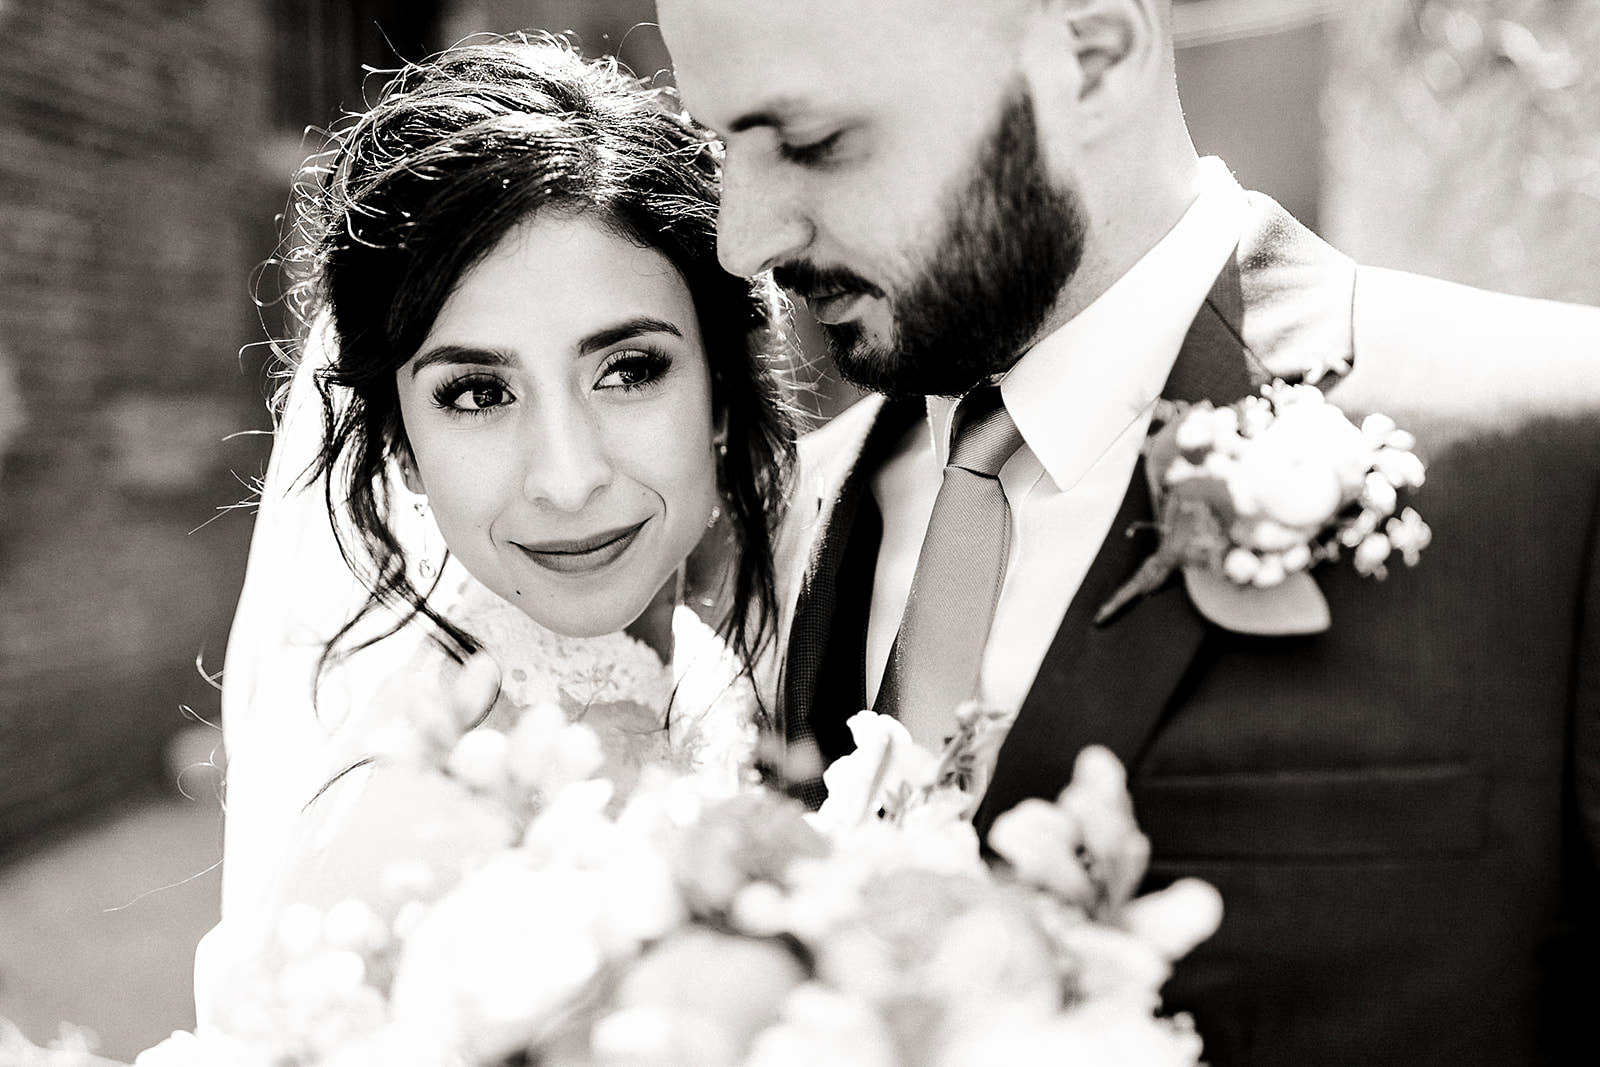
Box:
[1,2,1597,1064]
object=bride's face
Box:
[395,211,719,638]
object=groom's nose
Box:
[716,154,813,277]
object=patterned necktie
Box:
[875,385,1025,749]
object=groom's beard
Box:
[779,92,1087,399]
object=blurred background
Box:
[0,0,1596,1059]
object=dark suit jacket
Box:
[777,194,1600,1066]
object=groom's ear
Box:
[1021,0,1167,137]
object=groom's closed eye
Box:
[778,129,846,167]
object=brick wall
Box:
[0,0,278,854]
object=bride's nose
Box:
[520,401,614,512]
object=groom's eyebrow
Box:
[577,316,683,355]
[726,97,807,134]
[408,345,513,378]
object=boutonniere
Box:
[1097,381,1431,635]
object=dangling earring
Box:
[413,496,437,580]
[709,423,729,529]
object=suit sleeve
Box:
[1576,481,1600,879]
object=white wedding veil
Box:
[194,332,436,1018]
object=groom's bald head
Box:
[660,0,1198,391]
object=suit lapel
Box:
[780,395,923,794]
[975,193,1357,837]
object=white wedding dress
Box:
[193,353,758,1024]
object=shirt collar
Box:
[928,157,1248,485]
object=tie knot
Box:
[947,386,1023,477]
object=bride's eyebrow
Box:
[576,316,683,355]
[408,345,514,378]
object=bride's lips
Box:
[806,289,871,326]
[514,520,646,575]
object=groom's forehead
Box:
[660,0,1014,129]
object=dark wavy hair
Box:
[279,36,797,680]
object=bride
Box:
[197,37,800,1012]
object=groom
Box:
[658,1,1600,1064]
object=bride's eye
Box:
[433,374,513,414]
[596,349,672,393]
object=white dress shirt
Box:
[864,158,1248,721]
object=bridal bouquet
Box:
[134,669,1221,1067]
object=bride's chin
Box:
[511,586,667,644]
[522,606,640,640]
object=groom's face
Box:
[661,0,1086,397]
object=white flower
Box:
[506,702,605,796]
[1222,547,1260,584]
[1384,428,1418,452]
[1373,446,1426,489]
[134,1029,271,1067]
[322,898,392,956]
[1353,532,1393,576]
[389,864,606,1062]
[1238,517,1307,553]
[378,857,439,907]
[743,984,899,1067]
[812,712,940,832]
[1360,412,1397,444]
[1251,552,1287,588]
[1360,471,1399,518]
[731,879,792,937]
[313,1023,468,1067]
[596,841,688,952]
[1207,404,1240,440]
[1262,397,1370,488]
[1058,922,1172,1010]
[776,857,869,941]
[920,896,1061,1020]
[935,1001,1203,1067]
[1164,455,1202,483]
[446,727,512,792]
[1173,409,1214,453]
[590,1004,741,1067]
[987,798,1094,902]
[1270,382,1326,408]
[519,778,619,867]
[611,927,808,1063]
[1231,449,1344,529]
[1237,395,1274,437]
[1387,507,1433,565]
[1280,542,1313,574]
[989,747,1149,912]
[824,801,984,882]
[276,949,370,1017]
[1119,877,1225,963]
